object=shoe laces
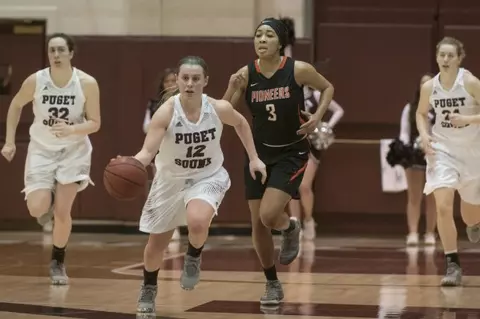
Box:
[263,281,280,299]
[446,263,459,276]
[50,261,65,275]
[184,255,200,276]
[139,285,156,302]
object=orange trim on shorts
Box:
[289,161,308,182]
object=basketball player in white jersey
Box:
[417,37,480,286]
[399,73,437,247]
[128,56,266,314]
[1,33,101,285]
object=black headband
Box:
[255,18,287,49]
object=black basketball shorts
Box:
[244,140,309,200]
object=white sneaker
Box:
[303,219,316,240]
[43,220,53,233]
[406,233,419,246]
[172,228,181,240]
[424,233,436,245]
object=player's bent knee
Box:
[251,217,267,232]
[27,201,49,217]
[186,199,215,234]
[26,190,52,217]
[187,214,212,234]
[54,212,72,224]
[188,221,209,236]
[248,200,268,232]
[433,188,455,216]
[54,202,74,218]
[53,199,74,222]
[259,207,281,229]
[259,189,290,228]
[436,202,454,218]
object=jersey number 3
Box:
[266,104,277,121]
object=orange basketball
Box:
[104,156,148,200]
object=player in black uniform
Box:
[222,17,334,306]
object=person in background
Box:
[417,37,480,286]
[399,73,437,246]
[1,33,100,285]
[281,17,345,240]
[143,67,180,241]
[143,68,177,134]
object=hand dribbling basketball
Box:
[104,156,148,200]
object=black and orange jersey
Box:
[244,56,307,147]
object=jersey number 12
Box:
[266,104,277,121]
[186,145,206,158]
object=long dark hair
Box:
[408,73,434,143]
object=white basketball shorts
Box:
[139,166,231,234]
[23,139,93,198]
[424,141,480,204]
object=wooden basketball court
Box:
[0,232,479,318]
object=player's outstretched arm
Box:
[134,98,174,167]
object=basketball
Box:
[104,156,148,200]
